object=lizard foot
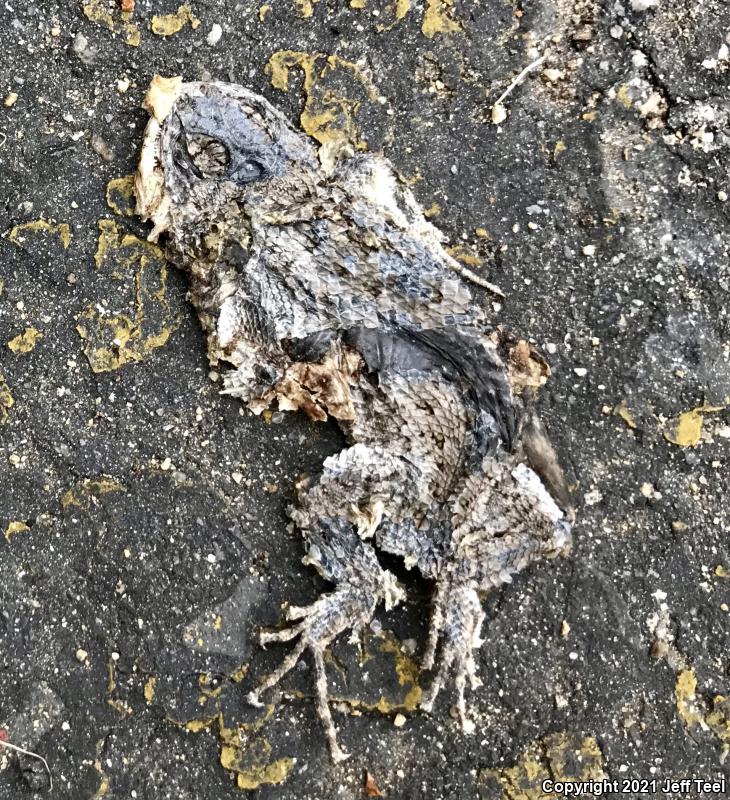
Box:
[420,579,485,733]
[247,584,378,763]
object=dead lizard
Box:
[135,75,574,763]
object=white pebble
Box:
[582,244,596,256]
[491,103,507,125]
[574,367,588,377]
[207,24,222,46]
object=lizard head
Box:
[135,76,320,254]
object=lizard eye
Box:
[185,133,230,177]
[231,157,266,184]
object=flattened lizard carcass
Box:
[135,75,574,762]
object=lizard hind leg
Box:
[420,579,485,734]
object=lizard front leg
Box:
[247,517,402,763]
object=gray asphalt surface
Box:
[1,1,729,798]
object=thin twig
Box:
[447,261,505,297]
[0,739,53,791]
[493,54,547,108]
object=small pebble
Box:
[207,24,223,46]
[718,190,728,202]
[491,103,507,125]
[393,713,406,728]
[72,32,94,66]
[4,92,18,107]
[582,244,596,256]
[75,648,88,663]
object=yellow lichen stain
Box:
[218,709,295,791]
[378,633,422,710]
[267,51,379,149]
[664,404,726,447]
[330,631,422,714]
[706,696,730,763]
[229,664,248,683]
[4,521,30,544]
[423,202,441,218]
[90,760,110,799]
[9,219,72,249]
[61,478,126,511]
[480,732,606,799]
[675,669,730,761]
[106,660,133,717]
[475,227,490,238]
[554,140,567,158]
[0,374,14,425]
[374,0,412,32]
[292,0,320,17]
[613,400,637,430]
[234,758,295,791]
[78,220,181,372]
[150,4,200,36]
[422,0,462,38]
[715,565,730,579]
[82,1,140,47]
[676,669,704,729]
[8,327,43,354]
[182,717,217,733]
[213,614,223,631]
[174,705,294,790]
[143,677,157,703]
[447,244,482,268]
[106,175,137,217]
[350,0,367,8]
[259,4,271,21]
[616,85,634,109]
[198,673,224,705]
